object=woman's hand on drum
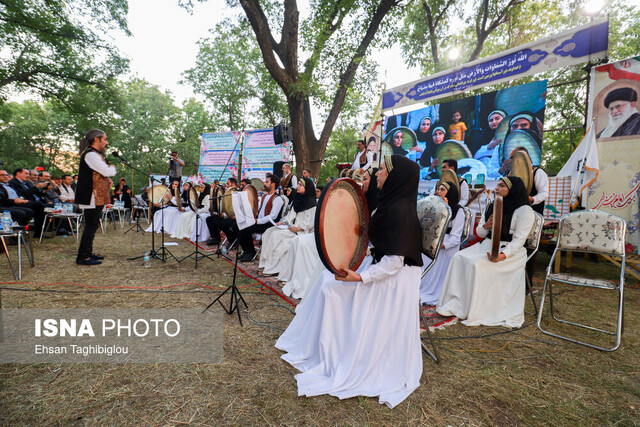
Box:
[486,252,506,262]
[335,268,362,283]
[483,214,493,230]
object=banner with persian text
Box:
[383,19,608,111]
[198,129,291,182]
[586,56,640,246]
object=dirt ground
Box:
[0,224,639,426]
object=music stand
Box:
[124,195,147,234]
[202,192,255,325]
[178,192,216,269]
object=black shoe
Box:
[206,238,220,246]
[91,254,105,260]
[238,252,255,262]
[76,258,102,265]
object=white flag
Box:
[557,124,599,208]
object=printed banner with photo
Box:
[587,56,640,245]
[383,80,547,182]
[383,19,607,110]
[198,129,291,183]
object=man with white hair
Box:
[597,87,640,138]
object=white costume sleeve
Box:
[360,255,405,284]
[531,168,549,207]
[352,151,361,170]
[362,151,374,172]
[459,180,470,207]
[442,208,465,249]
[85,152,116,177]
[257,195,285,224]
[476,209,489,239]
[293,207,316,233]
[501,206,535,258]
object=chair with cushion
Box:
[417,196,452,363]
[537,210,626,351]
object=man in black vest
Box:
[75,129,117,265]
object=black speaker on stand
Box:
[273,161,285,179]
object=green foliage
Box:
[181,18,288,130]
[0,0,130,105]
[317,125,361,184]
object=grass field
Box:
[1,225,639,425]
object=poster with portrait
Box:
[383,80,547,181]
[587,56,640,246]
[198,129,291,183]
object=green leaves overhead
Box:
[0,0,130,105]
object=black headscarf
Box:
[390,130,408,156]
[364,168,379,214]
[414,116,433,143]
[485,176,530,240]
[419,123,445,168]
[292,177,316,213]
[368,155,423,267]
[440,181,461,222]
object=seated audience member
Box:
[8,168,47,233]
[259,178,316,275]
[437,176,534,327]
[0,169,35,227]
[419,182,464,305]
[237,173,284,262]
[205,177,239,246]
[113,178,132,209]
[57,174,76,203]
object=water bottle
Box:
[1,211,12,233]
[55,201,62,211]
[143,251,151,268]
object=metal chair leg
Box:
[419,301,440,363]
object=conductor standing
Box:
[169,151,185,184]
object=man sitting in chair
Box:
[205,177,238,246]
[237,173,284,262]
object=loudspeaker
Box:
[273,161,285,179]
[273,124,291,145]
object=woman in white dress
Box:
[276,155,424,409]
[171,184,211,242]
[146,180,185,235]
[279,169,379,301]
[420,182,464,305]
[259,178,316,275]
[436,176,534,327]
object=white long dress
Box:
[259,207,316,275]
[171,195,211,242]
[420,207,465,305]
[145,197,185,235]
[279,233,323,301]
[436,205,535,327]
[275,255,423,409]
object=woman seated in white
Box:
[259,178,316,275]
[147,180,187,235]
[420,181,464,305]
[279,169,379,301]
[436,176,534,327]
[171,184,211,242]
[276,155,423,409]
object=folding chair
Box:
[524,212,544,317]
[417,196,452,363]
[537,210,626,351]
[459,206,473,246]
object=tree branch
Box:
[320,0,398,144]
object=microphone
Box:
[112,151,128,163]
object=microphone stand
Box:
[116,154,176,262]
